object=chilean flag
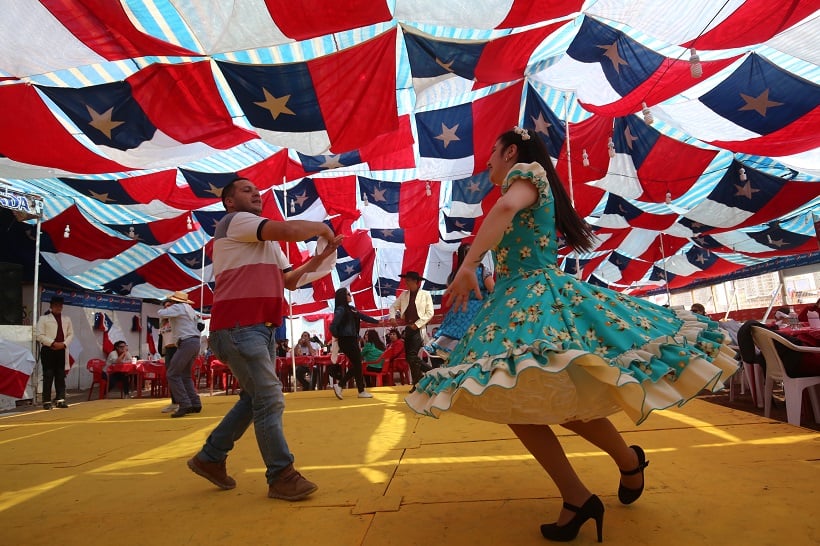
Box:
[416,81,523,180]
[656,53,820,157]
[404,22,563,105]
[0,84,130,174]
[534,16,741,117]
[146,323,157,356]
[36,61,256,169]
[102,314,127,356]
[216,28,398,155]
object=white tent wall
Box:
[285,316,328,347]
[21,285,163,396]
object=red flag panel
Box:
[43,205,136,260]
[128,62,257,149]
[472,81,525,171]
[682,0,818,49]
[264,0,391,41]
[41,0,198,59]
[400,180,440,247]
[496,0,584,28]
[310,29,399,153]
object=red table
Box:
[776,326,820,347]
[312,355,343,390]
[138,360,167,398]
[106,362,140,397]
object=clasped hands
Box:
[317,234,344,259]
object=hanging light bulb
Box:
[689,48,702,78]
[581,149,589,167]
[425,181,432,196]
[362,192,369,207]
[128,225,136,239]
[186,214,193,230]
[641,102,654,125]
[739,167,747,181]
[607,137,616,158]
[290,199,295,214]
[665,191,672,204]
[63,224,70,239]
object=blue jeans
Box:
[198,324,293,484]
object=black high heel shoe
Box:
[540,494,604,543]
[618,445,649,505]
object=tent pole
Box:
[761,282,783,323]
[199,234,206,317]
[659,233,671,306]
[31,213,43,403]
[723,280,737,320]
[563,92,581,278]
[282,176,298,391]
[374,249,386,339]
[777,269,789,306]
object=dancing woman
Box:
[329,288,379,399]
[407,128,737,542]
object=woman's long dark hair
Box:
[496,129,595,252]
[334,287,350,309]
[448,242,474,285]
[364,329,386,351]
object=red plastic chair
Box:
[86,359,108,400]
[391,356,411,385]
[210,359,238,395]
[140,362,168,398]
[191,355,210,391]
[362,355,394,387]
[274,357,293,392]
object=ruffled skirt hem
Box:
[406,311,738,426]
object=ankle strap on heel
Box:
[620,459,649,476]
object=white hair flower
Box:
[513,126,531,140]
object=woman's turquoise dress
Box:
[406,163,737,425]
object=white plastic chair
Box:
[750,326,820,426]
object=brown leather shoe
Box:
[267,464,317,501]
[187,456,236,490]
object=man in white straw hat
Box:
[187,177,342,502]
[157,290,202,417]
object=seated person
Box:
[105,340,133,396]
[361,330,386,386]
[797,297,820,323]
[374,328,406,375]
[739,320,820,378]
[276,339,290,358]
[290,331,316,391]
[772,306,795,328]
[690,303,706,316]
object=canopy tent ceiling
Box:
[1,0,819,314]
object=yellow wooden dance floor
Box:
[1,387,818,545]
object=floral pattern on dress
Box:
[407,163,737,425]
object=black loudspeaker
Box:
[0,262,23,325]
